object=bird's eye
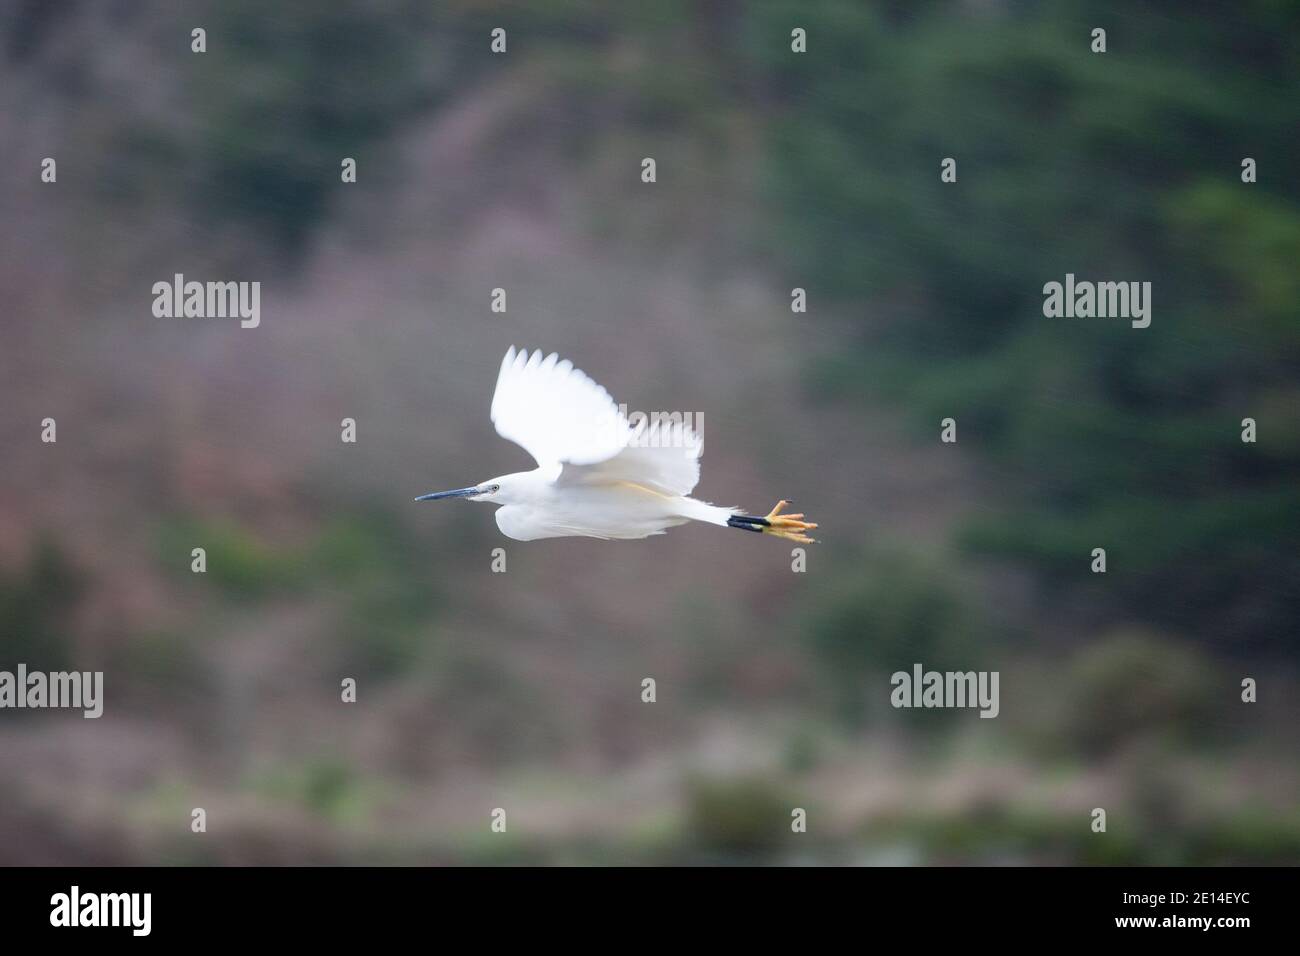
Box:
[489,484,500,493]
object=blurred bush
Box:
[0,537,82,671]
[156,509,437,677]
[1057,629,1215,760]
[158,517,304,597]
[684,775,792,860]
[807,547,989,724]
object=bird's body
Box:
[493,476,726,541]
[416,347,817,544]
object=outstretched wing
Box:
[490,347,630,468]
[557,418,703,496]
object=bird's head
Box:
[414,472,531,506]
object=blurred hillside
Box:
[0,1,1297,865]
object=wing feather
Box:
[558,417,703,496]
[490,347,630,467]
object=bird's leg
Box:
[760,499,818,543]
[727,500,818,543]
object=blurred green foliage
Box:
[309,512,439,677]
[750,0,1300,650]
[190,0,462,248]
[157,509,437,677]
[158,517,304,597]
[180,0,728,251]
[808,548,988,723]
[247,758,362,821]
[684,775,793,859]
[0,537,81,671]
[870,801,1300,865]
[1057,629,1215,759]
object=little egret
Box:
[415,347,818,544]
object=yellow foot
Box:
[761,500,818,544]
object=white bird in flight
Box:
[416,346,818,544]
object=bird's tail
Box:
[674,496,739,527]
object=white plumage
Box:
[415,346,817,544]
[490,346,631,470]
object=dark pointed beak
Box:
[414,486,480,502]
